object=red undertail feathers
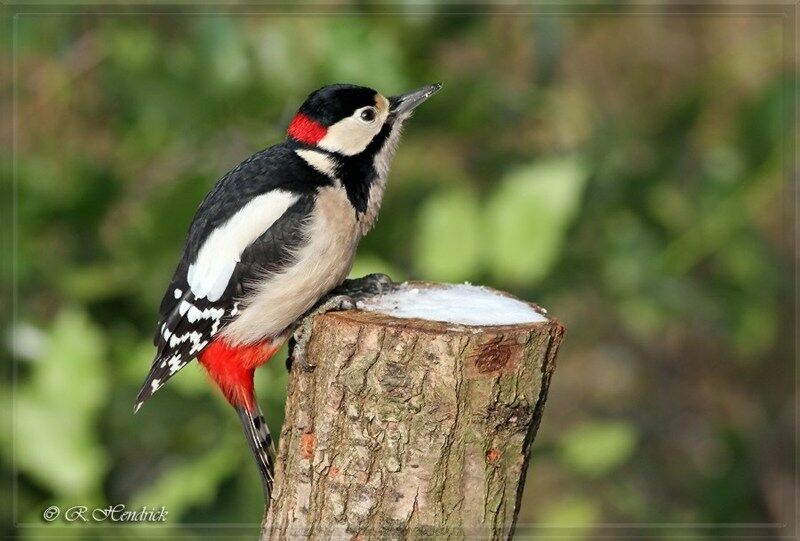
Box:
[198,338,281,409]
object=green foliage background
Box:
[1,5,795,539]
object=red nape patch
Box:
[287,113,327,144]
[198,339,281,409]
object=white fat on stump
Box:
[356,283,547,326]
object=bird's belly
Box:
[221,187,360,345]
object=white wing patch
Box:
[187,190,299,301]
[296,149,338,178]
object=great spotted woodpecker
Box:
[135,83,441,502]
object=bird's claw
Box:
[286,295,357,372]
[286,274,397,373]
[333,273,396,300]
[312,293,357,314]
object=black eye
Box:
[360,108,376,122]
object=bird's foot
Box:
[286,294,357,373]
[286,274,397,372]
[332,273,396,299]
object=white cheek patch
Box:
[188,190,299,301]
[318,117,376,156]
[318,103,389,156]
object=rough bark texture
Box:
[261,284,564,540]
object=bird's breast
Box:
[220,186,361,345]
[358,175,387,235]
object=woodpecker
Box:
[135,83,441,502]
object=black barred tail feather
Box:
[235,402,277,502]
[134,358,176,413]
[135,289,233,413]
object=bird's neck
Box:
[291,122,401,232]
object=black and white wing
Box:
[135,147,325,411]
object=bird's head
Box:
[287,83,441,156]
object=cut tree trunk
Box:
[261,281,564,540]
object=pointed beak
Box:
[389,83,442,115]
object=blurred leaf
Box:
[486,158,588,285]
[560,421,638,476]
[14,309,109,498]
[414,189,482,282]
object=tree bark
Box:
[261,282,564,540]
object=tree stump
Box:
[261,280,565,540]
